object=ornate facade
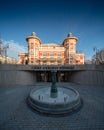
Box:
[18,32,84,65]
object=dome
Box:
[26,32,41,44]
[62,32,78,45]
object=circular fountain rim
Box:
[27,85,82,115]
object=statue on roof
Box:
[32,32,36,36]
[67,32,72,37]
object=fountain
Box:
[27,70,81,115]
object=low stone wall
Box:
[69,70,104,86]
[0,70,36,86]
[0,64,104,86]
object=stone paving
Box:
[0,83,104,130]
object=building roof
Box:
[62,33,78,45]
[18,53,28,56]
[26,32,41,44]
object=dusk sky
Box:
[0,0,104,60]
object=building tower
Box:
[63,33,78,64]
[26,32,41,64]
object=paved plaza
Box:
[0,83,104,130]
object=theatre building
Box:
[18,32,84,65]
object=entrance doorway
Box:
[36,71,72,82]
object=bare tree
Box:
[92,47,104,64]
[0,36,9,63]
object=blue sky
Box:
[0,0,104,60]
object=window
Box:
[31,52,34,55]
[43,52,47,56]
[58,52,61,56]
[50,52,54,56]
[58,61,62,65]
[70,59,75,64]
[31,44,34,49]
[42,61,47,65]
[31,61,34,63]
[31,58,34,63]
[35,52,38,56]
[50,61,55,64]
[70,53,74,57]
[70,46,74,50]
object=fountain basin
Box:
[28,86,81,115]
